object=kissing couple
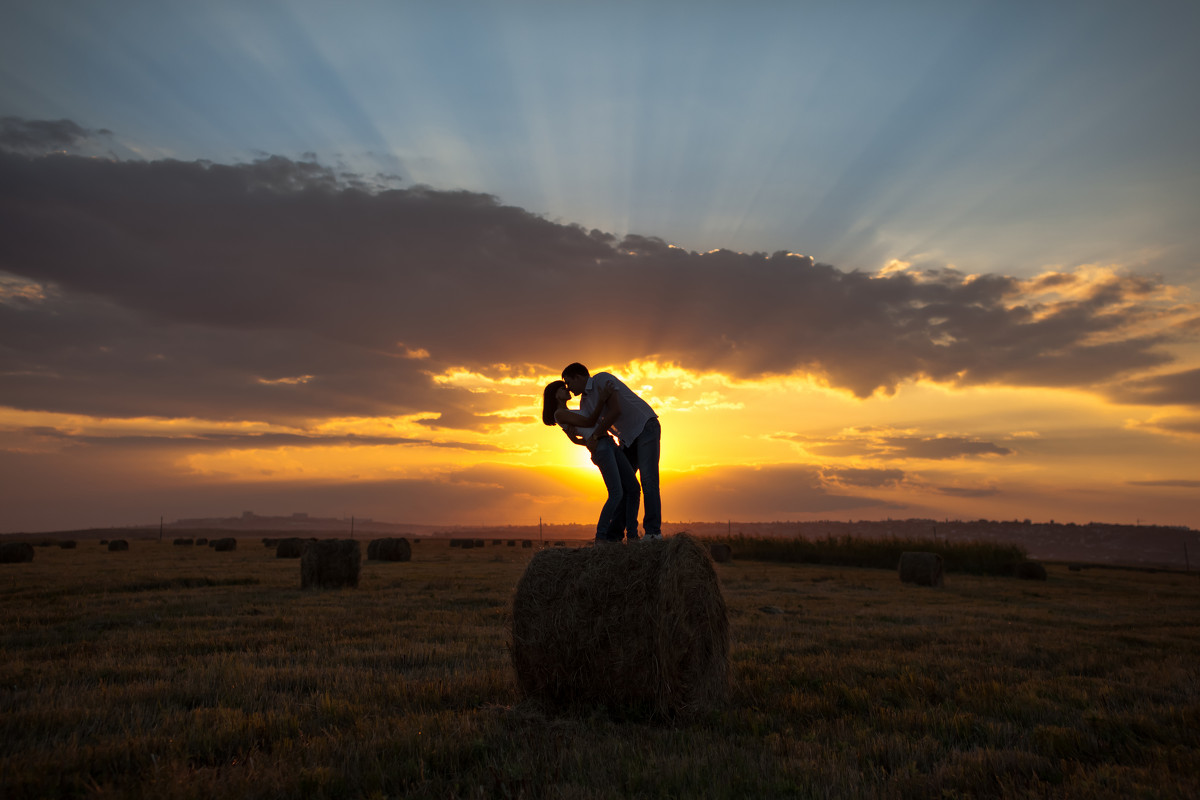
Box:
[542,363,662,545]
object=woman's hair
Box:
[542,380,566,426]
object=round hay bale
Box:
[450,539,463,548]
[212,538,237,552]
[173,537,194,546]
[1015,560,1047,581]
[195,537,208,546]
[368,537,411,562]
[898,551,943,587]
[107,539,130,552]
[99,540,108,545]
[59,540,77,549]
[462,539,475,550]
[263,538,279,548]
[709,543,733,563]
[511,532,729,719]
[522,540,533,548]
[1068,563,1083,572]
[1,542,35,563]
[474,539,485,548]
[507,540,516,547]
[301,539,361,589]
[275,538,304,558]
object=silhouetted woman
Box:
[542,380,640,544]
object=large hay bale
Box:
[1015,560,1047,581]
[462,539,475,549]
[59,540,77,549]
[195,537,208,546]
[709,543,733,563]
[368,537,411,562]
[275,538,304,558]
[512,532,729,718]
[173,538,194,546]
[450,539,463,548]
[108,539,130,552]
[301,539,360,589]
[212,538,237,552]
[898,551,943,587]
[1,542,35,563]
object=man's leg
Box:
[628,418,660,538]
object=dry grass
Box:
[0,536,1197,798]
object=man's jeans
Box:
[590,437,640,542]
[623,417,661,537]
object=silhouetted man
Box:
[562,363,661,540]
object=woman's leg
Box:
[616,447,640,541]
[590,439,625,543]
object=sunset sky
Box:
[2,0,1198,533]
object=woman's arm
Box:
[554,407,594,427]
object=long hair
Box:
[542,380,566,426]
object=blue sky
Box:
[4,0,1198,279]
[2,1,1199,533]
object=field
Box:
[1,536,1198,799]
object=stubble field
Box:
[1,536,1198,799]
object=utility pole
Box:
[158,516,163,542]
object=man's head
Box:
[561,362,590,396]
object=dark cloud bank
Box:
[2,119,1197,433]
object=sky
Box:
[1,0,1198,533]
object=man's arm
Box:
[586,391,622,444]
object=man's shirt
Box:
[580,372,657,448]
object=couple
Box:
[542,363,661,544]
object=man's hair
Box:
[542,380,566,426]
[561,362,589,381]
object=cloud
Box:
[1108,368,1200,407]
[935,485,1001,498]
[1,121,1196,428]
[1127,479,1200,488]
[785,429,1013,460]
[820,467,905,488]
[13,426,508,453]
[666,464,894,520]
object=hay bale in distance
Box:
[450,539,463,548]
[512,532,729,718]
[522,540,533,548]
[275,538,303,558]
[1,542,35,563]
[461,539,476,549]
[507,540,516,547]
[212,538,237,552]
[195,537,208,546]
[709,543,733,563]
[59,540,77,549]
[173,538,194,546]
[474,539,485,548]
[108,539,130,552]
[1015,560,1047,581]
[898,551,943,587]
[367,537,411,562]
[99,540,108,545]
[301,539,360,589]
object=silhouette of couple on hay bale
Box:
[542,363,661,545]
